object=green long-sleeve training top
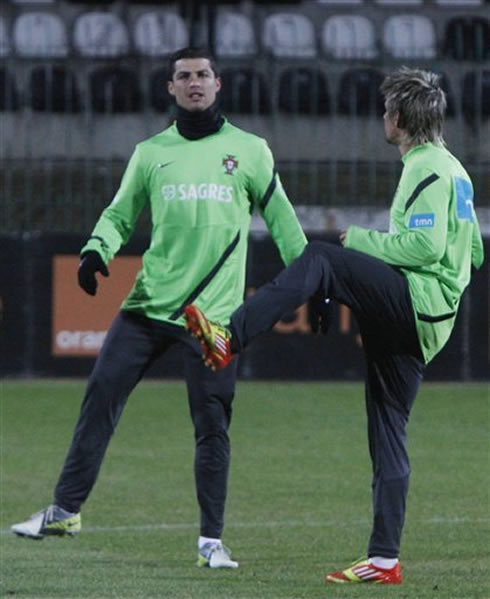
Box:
[346,142,484,363]
[81,120,307,326]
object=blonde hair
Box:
[381,67,447,146]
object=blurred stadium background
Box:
[0,0,489,380]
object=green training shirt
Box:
[81,120,307,326]
[345,142,484,363]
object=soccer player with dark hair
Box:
[11,47,308,568]
[184,67,484,583]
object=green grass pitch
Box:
[1,380,488,598]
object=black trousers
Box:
[54,310,238,539]
[231,241,425,558]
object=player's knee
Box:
[194,427,230,467]
[303,240,338,267]
[304,240,325,256]
[194,414,229,438]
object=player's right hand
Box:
[78,250,109,296]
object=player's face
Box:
[383,105,400,145]
[168,58,221,112]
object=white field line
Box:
[2,516,489,536]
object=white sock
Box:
[368,556,399,569]
[198,535,220,549]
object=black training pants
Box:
[231,241,425,558]
[54,310,238,538]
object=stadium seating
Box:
[374,0,424,4]
[13,11,68,57]
[434,0,484,6]
[337,67,385,116]
[0,68,19,111]
[278,67,330,114]
[443,16,490,61]
[438,72,456,117]
[214,11,257,57]
[462,69,490,124]
[149,67,173,112]
[64,0,115,3]
[262,13,317,57]
[219,68,271,113]
[322,15,378,59]
[1,2,487,125]
[29,64,81,112]
[0,16,11,56]
[382,14,437,58]
[73,11,130,57]
[88,66,142,113]
[133,11,189,56]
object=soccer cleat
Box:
[184,304,235,371]
[197,542,239,569]
[326,558,403,584]
[11,505,81,540]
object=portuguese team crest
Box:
[223,155,238,175]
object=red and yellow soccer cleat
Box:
[184,304,235,371]
[326,558,403,585]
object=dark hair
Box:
[381,67,446,146]
[167,47,219,81]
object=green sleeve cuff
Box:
[80,237,110,262]
[344,225,362,249]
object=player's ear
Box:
[394,110,403,129]
[168,81,175,97]
[215,77,222,93]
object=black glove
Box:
[309,291,333,335]
[78,251,109,296]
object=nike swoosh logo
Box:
[157,162,173,169]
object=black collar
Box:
[175,101,225,140]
